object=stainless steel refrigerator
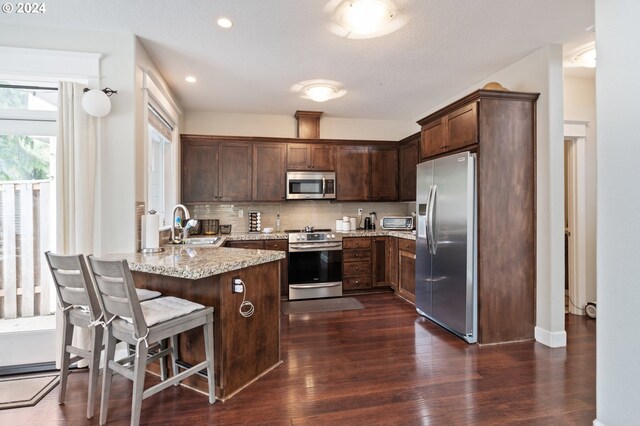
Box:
[415,151,477,343]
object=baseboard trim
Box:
[0,362,57,377]
[534,326,567,348]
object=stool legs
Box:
[204,312,215,405]
[58,317,73,405]
[87,325,103,418]
[99,332,117,426]
[131,343,149,426]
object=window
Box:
[142,70,181,230]
[0,81,57,319]
[147,104,174,227]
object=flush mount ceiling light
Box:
[304,84,338,102]
[217,17,233,28]
[82,87,117,118]
[330,0,398,38]
[574,47,596,68]
[185,76,197,83]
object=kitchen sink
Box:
[184,236,222,245]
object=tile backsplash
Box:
[188,201,414,233]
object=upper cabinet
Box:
[253,143,286,201]
[336,144,398,201]
[181,137,219,203]
[398,133,419,202]
[336,145,369,201]
[182,135,399,204]
[419,101,478,160]
[181,137,251,203]
[286,143,335,171]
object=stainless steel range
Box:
[287,230,343,300]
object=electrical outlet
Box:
[232,277,244,293]
[357,208,363,216]
[238,209,243,218]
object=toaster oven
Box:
[380,216,414,230]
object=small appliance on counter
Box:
[380,216,414,230]
[248,211,261,232]
[364,217,372,230]
[369,212,377,230]
[220,224,232,234]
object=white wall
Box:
[0,24,137,255]
[563,76,597,303]
[184,111,418,140]
[415,45,567,347]
[595,0,640,424]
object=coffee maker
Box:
[364,212,376,230]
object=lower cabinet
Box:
[225,239,288,296]
[397,239,416,302]
[342,237,372,291]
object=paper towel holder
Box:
[141,209,165,254]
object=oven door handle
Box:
[289,243,342,251]
[290,283,342,289]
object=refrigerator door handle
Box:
[428,184,438,255]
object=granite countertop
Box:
[105,246,285,280]
[339,230,416,240]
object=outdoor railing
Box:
[0,180,54,319]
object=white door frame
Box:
[564,121,588,315]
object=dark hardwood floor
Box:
[0,293,596,425]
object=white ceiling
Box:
[0,0,594,120]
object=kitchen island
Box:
[107,245,285,401]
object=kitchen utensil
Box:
[304,225,314,232]
[220,224,232,234]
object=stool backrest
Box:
[44,251,101,321]
[87,256,147,338]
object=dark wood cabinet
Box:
[372,237,392,287]
[336,145,398,201]
[398,133,419,201]
[181,137,251,202]
[397,239,416,302]
[336,145,369,201]
[419,102,478,160]
[416,89,539,344]
[287,143,335,171]
[181,138,218,203]
[342,237,372,291]
[225,239,289,297]
[369,146,398,201]
[420,117,446,159]
[253,143,286,201]
[218,143,252,201]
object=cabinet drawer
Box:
[343,261,371,276]
[343,237,371,249]
[398,239,416,254]
[264,240,287,251]
[343,248,371,262]
[343,275,372,290]
[225,240,265,250]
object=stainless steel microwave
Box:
[286,171,336,200]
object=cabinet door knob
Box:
[355,267,359,270]
[355,280,359,284]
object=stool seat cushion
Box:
[135,288,161,301]
[121,296,205,327]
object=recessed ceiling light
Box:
[185,76,197,83]
[304,84,338,102]
[336,0,394,36]
[217,17,233,29]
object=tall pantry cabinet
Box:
[417,89,539,344]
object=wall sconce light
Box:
[82,87,118,117]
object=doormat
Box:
[282,297,364,315]
[0,372,59,410]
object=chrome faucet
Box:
[171,204,195,244]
